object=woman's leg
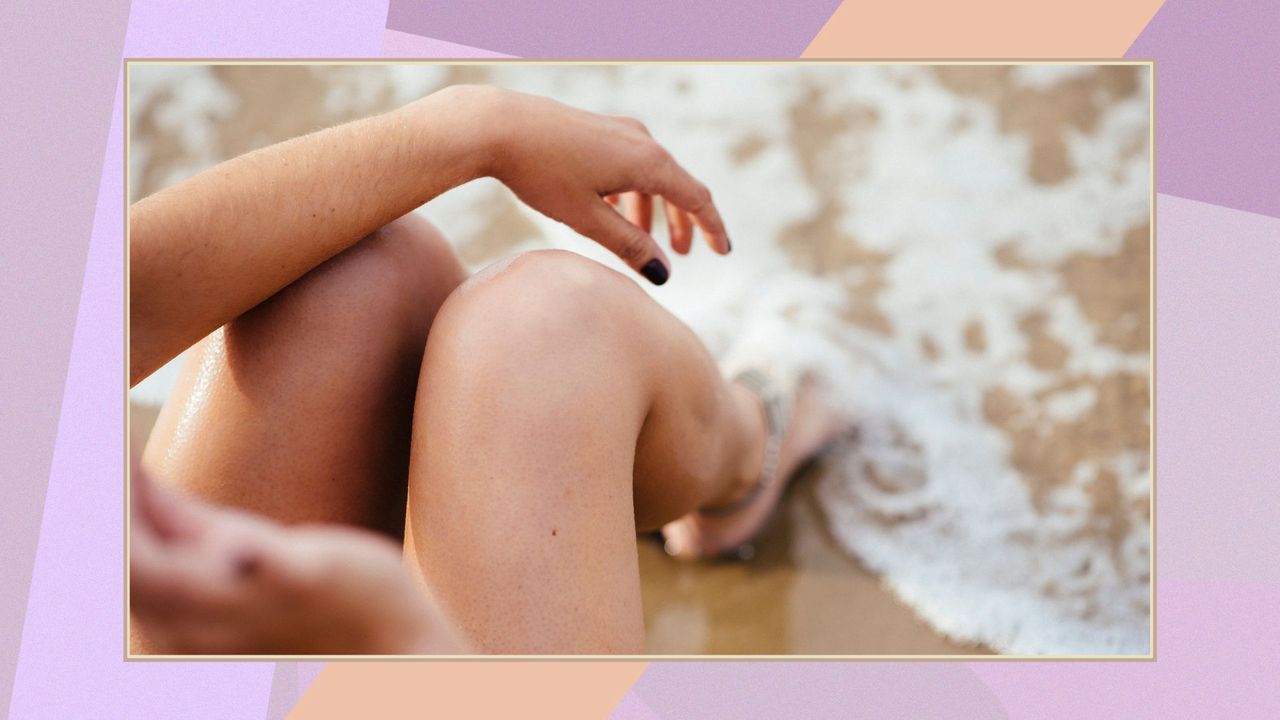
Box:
[406,250,777,653]
[141,214,466,537]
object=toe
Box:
[661,516,703,560]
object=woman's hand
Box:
[129,465,465,655]
[434,85,731,285]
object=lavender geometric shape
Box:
[1151,194,1280,584]
[123,0,389,57]
[386,0,843,58]
[382,28,514,58]
[1126,0,1280,218]
[972,579,1280,718]
[266,663,300,720]
[0,0,132,716]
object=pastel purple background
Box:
[2,0,1277,717]
[385,1,844,59]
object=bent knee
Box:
[231,214,464,349]
[370,214,461,271]
[463,249,631,297]
[428,250,652,370]
[353,214,466,302]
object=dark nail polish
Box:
[726,238,733,253]
[640,258,669,286]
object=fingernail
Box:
[726,238,733,253]
[640,259,669,286]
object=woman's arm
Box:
[130,84,729,385]
[129,86,484,384]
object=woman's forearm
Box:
[128,86,493,385]
[130,84,732,385]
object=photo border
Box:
[123,58,1157,663]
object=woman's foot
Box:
[661,375,845,559]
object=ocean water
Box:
[129,63,1151,654]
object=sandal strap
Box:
[701,368,788,518]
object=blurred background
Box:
[129,63,1150,655]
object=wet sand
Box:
[639,463,988,655]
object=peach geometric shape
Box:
[289,662,647,719]
[803,0,1166,58]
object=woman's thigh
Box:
[141,214,466,537]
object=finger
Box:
[645,158,731,255]
[612,115,651,136]
[129,462,188,618]
[131,461,194,543]
[130,452,159,537]
[132,515,267,620]
[575,199,671,285]
[604,193,621,207]
[624,192,653,234]
[662,198,693,255]
[135,467,210,543]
